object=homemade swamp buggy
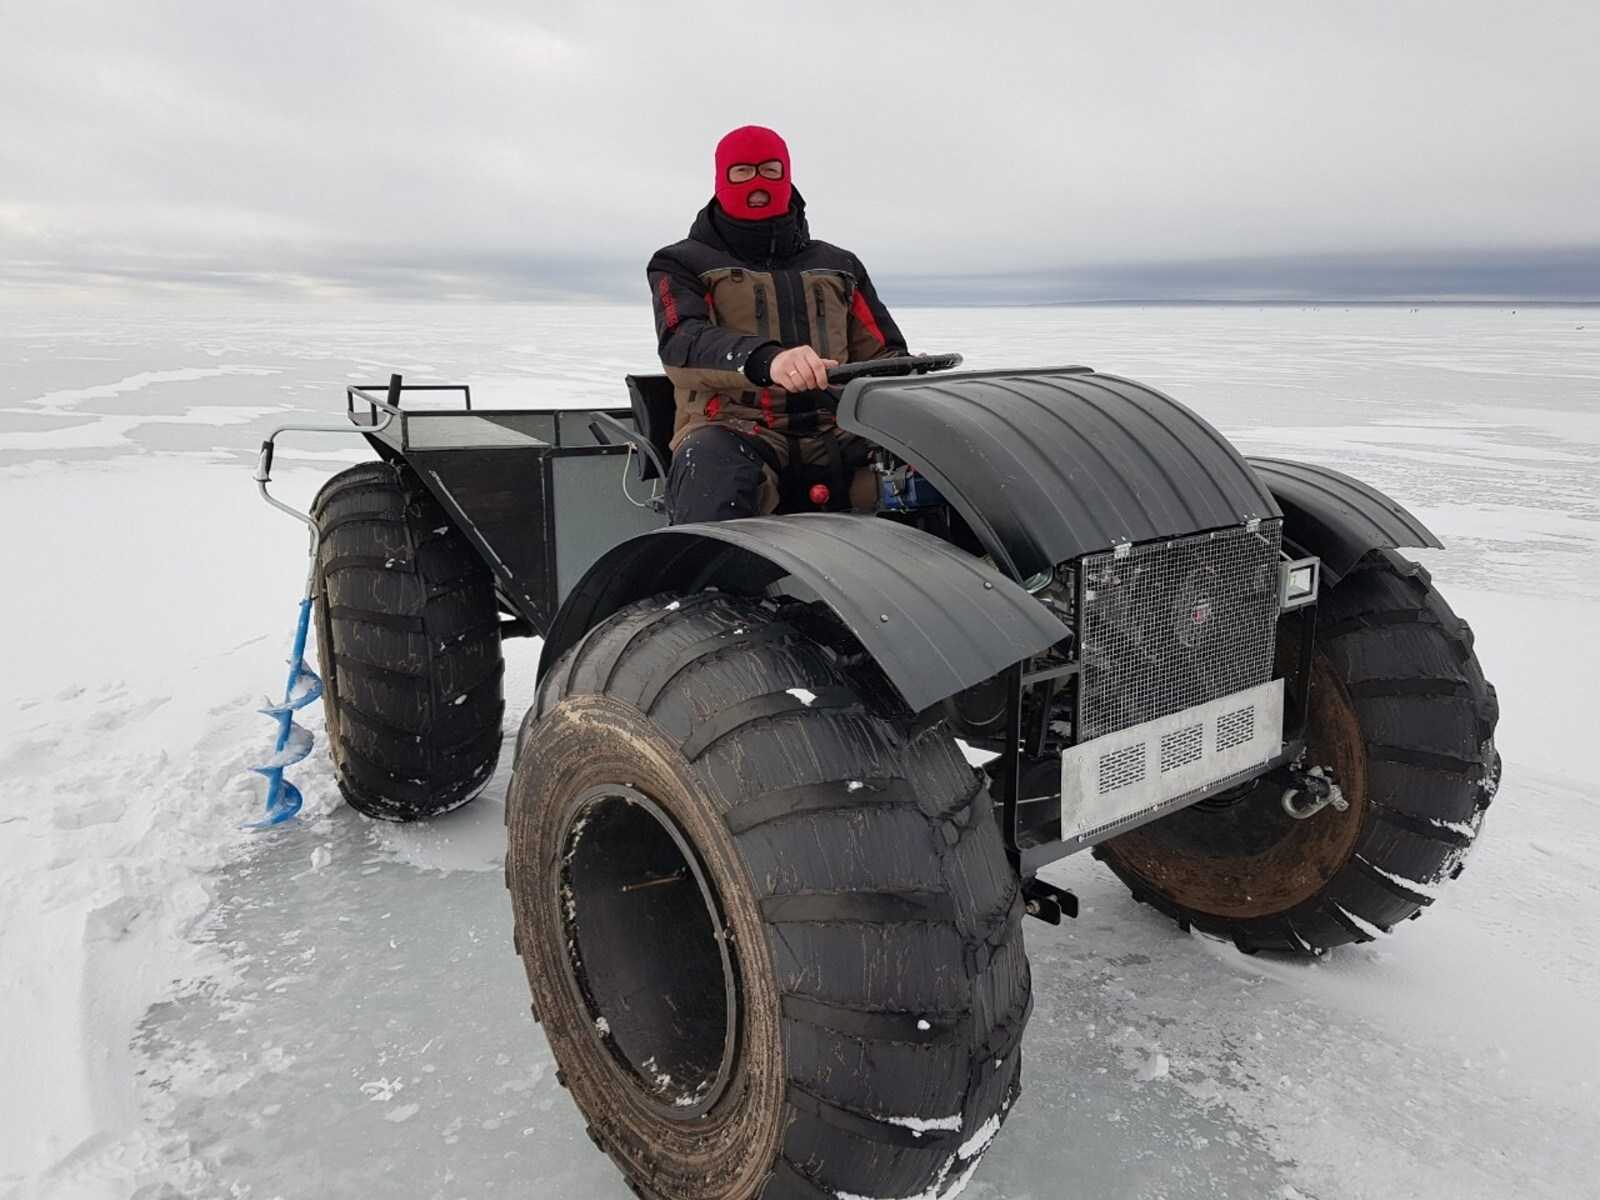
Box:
[256,357,1500,1200]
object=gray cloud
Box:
[3,0,1597,302]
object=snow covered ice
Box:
[2,300,1598,1198]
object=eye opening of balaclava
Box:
[715,125,792,221]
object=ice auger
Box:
[249,375,399,827]
[249,596,322,827]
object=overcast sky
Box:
[4,0,1597,302]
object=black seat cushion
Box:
[624,375,678,482]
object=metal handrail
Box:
[347,380,470,430]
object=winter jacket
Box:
[647,193,907,450]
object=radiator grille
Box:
[1078,522,1282,740]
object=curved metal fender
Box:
[837,367,1281,580]
[1246,457,1442,582]
[539,513,1069,713]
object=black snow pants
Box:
[666,426,771,522]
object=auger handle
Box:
[255,410,397,524]
[254,407,398,595]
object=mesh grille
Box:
[1078,522,1282,740]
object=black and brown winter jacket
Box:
[647,193,907,450]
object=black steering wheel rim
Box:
[825,353,963,385]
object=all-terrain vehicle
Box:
[256,357,1499,1200]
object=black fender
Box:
[837,367,1281,580]
[1246,457,1442,582]
[538,513,1069,713]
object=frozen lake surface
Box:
[2,301,1597,1199]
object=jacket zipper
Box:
[813,285,830,358]
[778,271,804,350]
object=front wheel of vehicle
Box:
[1096,550,1500,954]
[507,593,1030,1199]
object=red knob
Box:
[809,483,831,506]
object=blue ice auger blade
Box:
[253,721,314,770]
[247,596,321,829]
[259,673,322,719]
[246,776,304,829]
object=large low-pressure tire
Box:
[311,460,504,821]
[1096,549,1500,955]
[507,594,1029,1200]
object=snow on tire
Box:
[507,594,1030,1200]
[1097,549,1500,954]
[311,461,504,821]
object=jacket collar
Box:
[689,191,810,266]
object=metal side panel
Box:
[1246,457,1442,582]
[540,513,1070,713]
[550,454,667,605]
[836,367,1281,579]
[407,448,559,634]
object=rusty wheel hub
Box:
[1099,655,1368,920]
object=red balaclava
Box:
[714,125,792,220]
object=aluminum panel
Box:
[1061,679,1284,847]
[551,453,667,605]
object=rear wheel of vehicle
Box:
[507,594,1029,1200]
[311,460,504,821]
[1096,550,1500,954]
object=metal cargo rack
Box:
[344,376,666,638]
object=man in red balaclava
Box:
[647,125,908,522]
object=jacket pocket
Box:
[813,284,831,358]
[801,270,850,361]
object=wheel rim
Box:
[1101,654,1370,919]
[556,784,741,1121]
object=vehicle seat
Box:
[624,374,677,482]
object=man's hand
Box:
[769,345,838,392]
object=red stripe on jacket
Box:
[850,289,884,346]
[657,275,679,328]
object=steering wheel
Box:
[825,353,963,385]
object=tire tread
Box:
[534,592,1027,1200]
[312,460,503,821]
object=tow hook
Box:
[1022,878,1079,925]
[1282,766,1349,821]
